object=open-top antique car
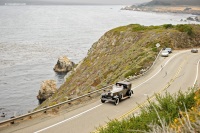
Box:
[101,81,133,105]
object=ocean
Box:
[0,5,198,121]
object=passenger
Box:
[121,85,124,89]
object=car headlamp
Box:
[110,93,113,96]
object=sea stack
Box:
[54,56,75,73]
[37,80,57,104]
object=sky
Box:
[1,0,152,5]
[44,0,151,4]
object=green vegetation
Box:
[124,67,140,78]
[113,24,193,33]
[163,24,193,36]
[36,24,200,109]
[131,24,160,31]
[175,24,193,35]
[98,87,199,133]
[163,24,174,29]
[112,24,161,33]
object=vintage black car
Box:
[101,81,133,105]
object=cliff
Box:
[145,0,200,6]
[36,24,200,109]
[122,0,200,15]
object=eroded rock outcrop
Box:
[37,80,57,104]
[54,56,75,73]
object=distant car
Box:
[161,50,169,57]
[101,81,133,105]
[164,48,172,53]
[191,49,198,53]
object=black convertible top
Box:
[116,81,131,85]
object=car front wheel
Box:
[114,98,119,105]
[101,99,106,103]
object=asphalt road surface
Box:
[1,49,200,133]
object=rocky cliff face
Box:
[36,24,200,109]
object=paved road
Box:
[1,50,200,133]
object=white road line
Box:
[193,59,200,87]
[34,104,102,133]
[132,51,188,90]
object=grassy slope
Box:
[36,24,200,109]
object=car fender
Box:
[113,95,119,99]
[131,90,134,94]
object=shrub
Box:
[131,24,161,32]
[163,24,174,29]
[132,24,147,31]
[152,47,158,52]
[124,68,139,78]
[175,24,193,35]
[98,87,197,133]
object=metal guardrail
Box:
[0,85,112,127]
[0,50,162,127]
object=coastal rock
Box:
[54,56,75,73]
[186,16,200,22]
[37,80,57,104]
[187,17,194,21]
[195,16,200,22]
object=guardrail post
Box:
[87,92,91,97]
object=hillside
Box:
[122,0,200,15]
[145,0,200,6]
[36,24,200,109]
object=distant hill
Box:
[145,0,200,6]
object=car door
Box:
[122,84,128,96]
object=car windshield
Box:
[165,48,171,50]
[162,51,168,53]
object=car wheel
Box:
[128,90,132,98]
[114,98,119,105]
[101,99,105,103]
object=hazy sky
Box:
[56,0,151,4]
[0,0,152,5]
[32,0,152,5]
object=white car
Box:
[164,48,172,53]
[191,49,198,53]
[161,50,169,57]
